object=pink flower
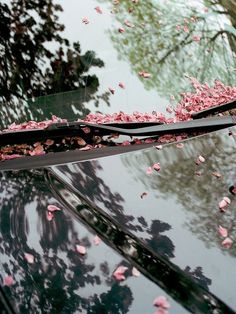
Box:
[93,235,101,246]
[132,267,140,277]
[153,296,170,309]
[3,275,14,286]
[222,237,233,249]
[153,163,161,172]
[218,225,228,238]
[47,205,61,212]
[76,245,87,255]
[24,253,34,264]
[113,266,128,281]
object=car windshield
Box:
[0,0,235,130]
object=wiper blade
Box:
[1,116,236,146]
[191,99,236,119]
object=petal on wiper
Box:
[1,116,236,146]
[191,99,236,119]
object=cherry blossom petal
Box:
[24,253,34,264]
[218,225,228,238]
[76,245,87,255]
[46,211,54,221]
[176,143,184,148]
[140,192,148,199]
[218,199,228,211]
[118,82,125,89]
[45,139,54,146]
[124,20,134,28]
[153,163,161,172]
[113,266,128,281]
[47,205,61,212]
[82,17,89,24]
[3,275,14,286]
[146,167,153,175]
[198,155,205,163]
[94,6,102,14]
[93,235,101,246]
[211,172,222,179]
[193,35,201,42]
[223,197,231,204]
[153,296,170,309]
[132,267,140,277]
[77,137,86,146]
[222,237,233,249]
[195,170,202,176]
[109,87,115,94]
[155,145,163,150]
[154,310,168,314]
[118,27,125,33]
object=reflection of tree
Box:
[0,170,133,313]
[103,0,236,96]
[122,129,236,256]
[0,1,109,128]
[184,266,212,291]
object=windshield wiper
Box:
[191,99,236,119]
[1,116,236,146]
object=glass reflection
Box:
[102,0,236,96]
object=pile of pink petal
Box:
[1,78,236,161]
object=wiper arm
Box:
[1,116,236,146]
[191,99,236,119]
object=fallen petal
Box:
[109,87,115,94]
[95,6,102,14]
[118,82,125,89]
[132,267,140,277]
[76,245,87,255]
[218,199,228,211]
[93,235,101,246]
[140,192,148,199]
[211,172,222,179]
[223,196,231,204]
[82,17,89,24]
[153,163,161,172]
[222,237,233,249]
[146,167,153,175]
[155,145,163,150]
[218,225,228,238]
[3,275,14,286]
[198,155,205,163]
[118,27,125,33]
[46,211,54,221]
[113,266,128,281]
[47,205,61,212]
[24,253,34,264]
[176,143,184,148]
[153,296,170,309]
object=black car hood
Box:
[1,126,236,313]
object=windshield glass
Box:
[0,0,235,129]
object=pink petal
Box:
[45,139,54,146]
[139,71,151,78]
[153,296,170,309]
[211,172,222,179]
[76,245,87,255]
[47,205,61,212]
[218,225,228,238]
[124,20,134,28]
[118,82,125,89]
[195,170,202,176]
[146,167,153,175]
[95,6,102,14]
[109,87,115,94]
[113,266,128,281]
[218,199,228,211]
[154,310,168,314]
[222,237,233,249]
[140,192,148,199]
[46,211,54,221]
[198,155,205,163]
[3,275,14,286]
[153,163,161,172]
[24,253,34,264]
[176,143,184,148]
[132,267,140,277]
[166,106,173,113]
[82,17,89,24]
[118,27,125,33]
[93,235,101,246]
[223,197,231,204]
[155,145,163,150]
